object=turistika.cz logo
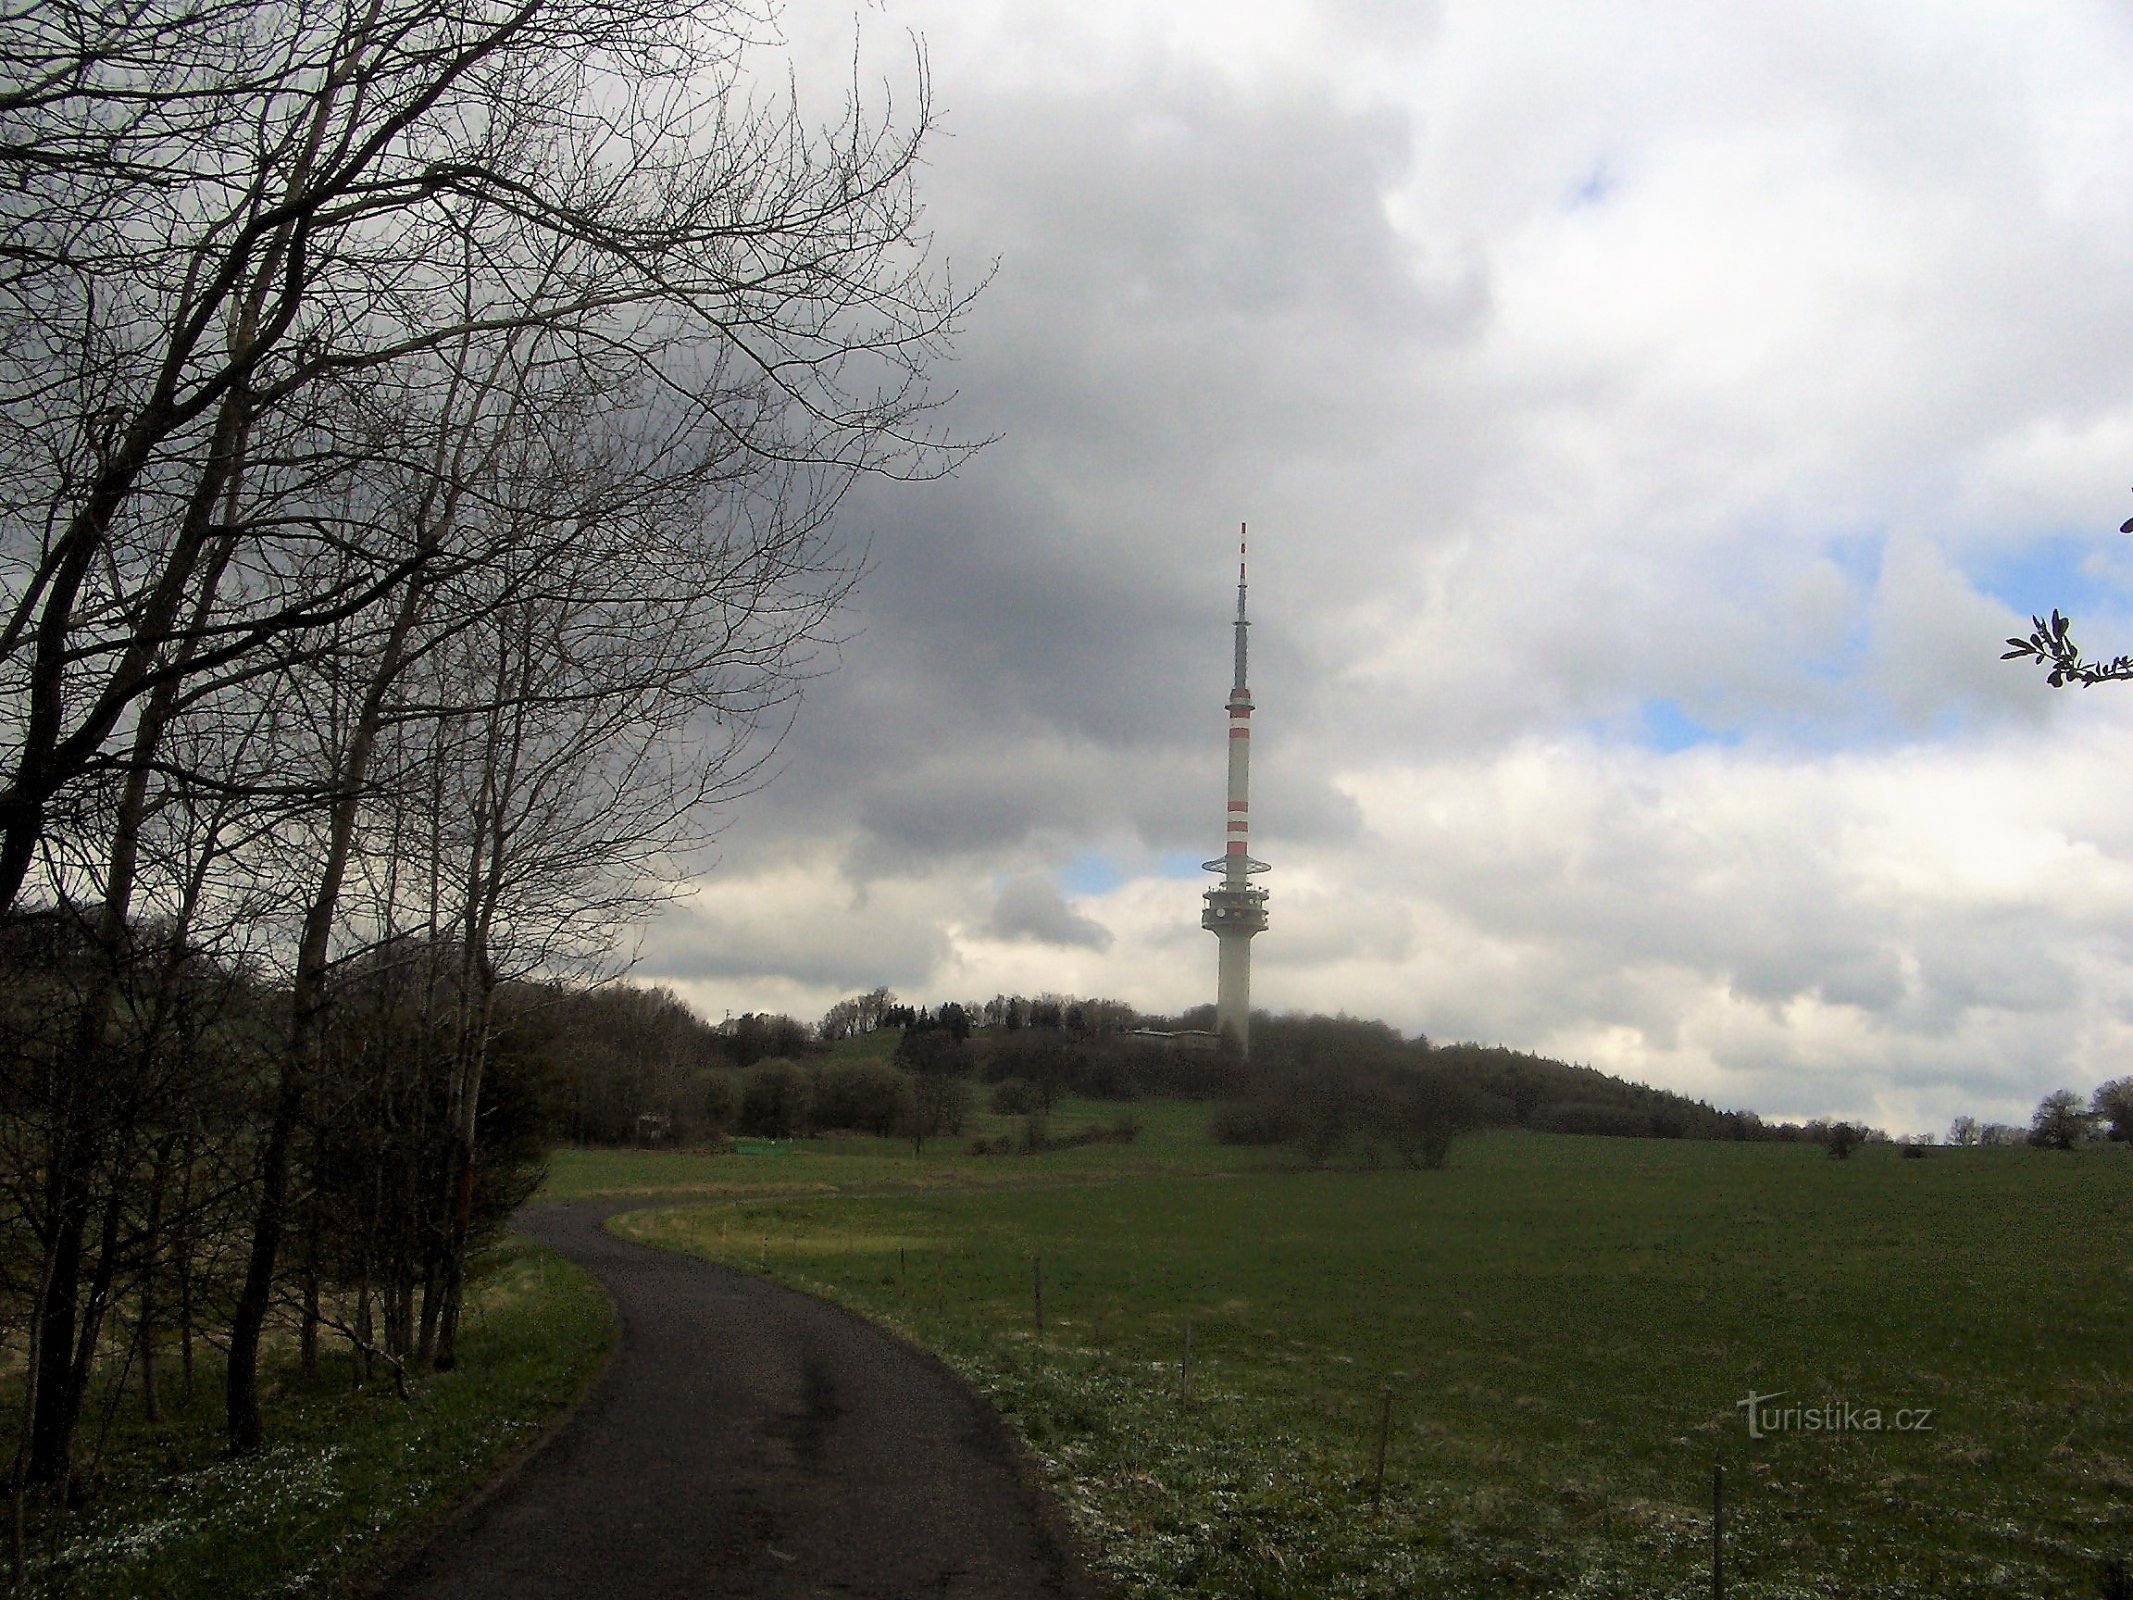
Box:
[1736,1389,1935,1439]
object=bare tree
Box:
[2,0,979,1472]
[1,0,971,914]
[401,468,854,1368]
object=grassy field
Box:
[540,1096,1273,1200]
[608,1120,2133,1600]
[11,1238,612,1600]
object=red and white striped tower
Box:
[1202,526,1270,1051]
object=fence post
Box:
[1371,1387,1393,1509]
[1712,1460,1724,1600]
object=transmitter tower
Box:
[1202,528,1269,1051]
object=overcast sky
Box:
[638,0,2133,1136]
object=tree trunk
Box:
[416,1256,441,1368]
[26,1160,88,1486]
[226,566,432,1454]
[299,1269,320,1382]
[11,1229,61,1586]
[177,1185,197,1408]
[388,1269,412,1361]
[224,1065,304,1454]
[138,1137,175,1425]
[432,1148,478,1371]
[177,1283,194,1408]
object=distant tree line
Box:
[436,979,2133,1230]
[1945,1080,2133,1151]
[838,996,1899,1163]
[548,988,2133,1175]
[524,985,1230,1149]
[517,985,974,1151]
[524,986,2133,1218]
[1201,1011,1968,1164]
[1203,1016,1760,1167]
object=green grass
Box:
[613,1129,2133,1599]
[13,1238,613,1600]
[819,1029,906,1063]
[540,1097,1270,1201]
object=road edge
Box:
[339,1232,622,1600]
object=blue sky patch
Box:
[1063,850,1214,890]
[1638,698,1740,753]
[1822,531,1886,590]
[1969,532,2133,620]
[1062,851,1125,896]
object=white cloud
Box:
[632,0,2133,1137]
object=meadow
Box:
[5,1239,612,1600]
[596,1116,2133,1600]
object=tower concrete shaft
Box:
[1202,527,1269,1051]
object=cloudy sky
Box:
[640,0,2133,1136]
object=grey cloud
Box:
[1728,941,1901,1014]
[1813,950,1908,1012]
[844,743,1195,871]
[1908,935,2078,1026]
[690,63,1479,883]
[640,895,950,993]
[985,875,1113,950]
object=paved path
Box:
[384,1201,1098,1600]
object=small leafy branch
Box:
[2002,610,2133,687]
[2002,501,2133,686]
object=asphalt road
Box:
[383,1201,1099,1600]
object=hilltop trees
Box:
[1,0,973,1480]
[2030,1089,2098,1150]
[540,984,732,1145]
[2093,1077,2133,1142]
[820,988,898,1042]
